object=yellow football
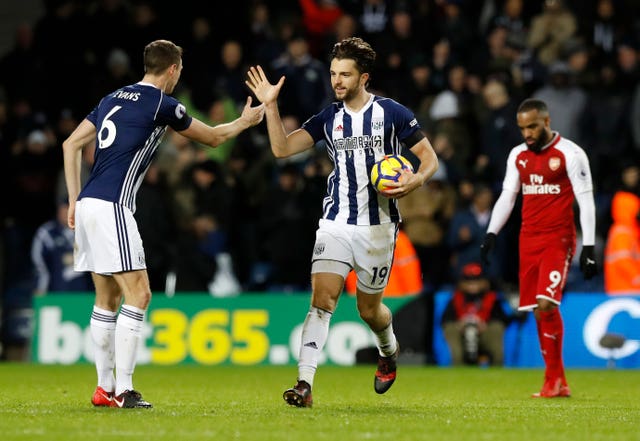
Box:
[370,154,414,193]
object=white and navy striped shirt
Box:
[79,82,192,213]
[302,94,422,225]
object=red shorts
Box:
[518,232,575,310]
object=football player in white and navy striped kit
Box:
[247,37,439,407]
[63,40,264,408]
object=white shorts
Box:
[74,198,146,274]
[311,219,398,294]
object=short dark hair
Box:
[517,98,548,115]
[329,37,376,75]
[143,40,183,75]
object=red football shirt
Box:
[502,133,593,237]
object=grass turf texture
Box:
[0,364,638,441]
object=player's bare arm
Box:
[62,118,97,229]
[245,65,314,158]
[179,96,264,147]
[381,137,439,199]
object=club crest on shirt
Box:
[548,157,561,171]
[314,243,325,256]
[371,118,384,130]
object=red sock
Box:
[536,308,565,383]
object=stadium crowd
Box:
[1,0,640,359]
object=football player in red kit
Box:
[480,98,597,398]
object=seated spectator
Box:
[31,200,94,295]
[441,262,509,366]
[447,182,506,283]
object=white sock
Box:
[297,306,332,388]
[374,322,397,357]
[90,306,117,392]
[115,304,145,396]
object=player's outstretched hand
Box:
[245,65,285,106]
[240,96,265,127]
[480,233,496,266]
[579,245,598,280]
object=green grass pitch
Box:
[0,363,638,441]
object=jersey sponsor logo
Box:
[409,118,418,127]
[334,134,383,151]
[522,174,561,194]
[549,157,561,171]
[175,104,186,119]
[518,159,528,168]
[314,243,325,255]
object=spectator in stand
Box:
[604,163,640,295]
[0,22,41,106]
[563,39,599,91]
[448,183,504,282]
[374,9,427,98]
[355,0,391,49]
[502,31,548,99]
[399,163,457,292]
[527,0,577,66]
[181,16,221,110]
[428,90,473,179]
[468,23,512,84]
[269,31,333,122]
[31,201,94,296]
[171,159,236,293]
[213,40,252,109]
[631,78,640,154]
[88,48,138,107]
[436,0,476,64]
[246,3,282,67]
[257,163,316,292]
[614,39,640,91]
[427,38,454,93]
[585,0,631,65]
[122,1,163,76]
[581,63,634,192]
[532,61,587,144]
[393,55,436,123]
[322,13,358,57]
[441,262,509,366]
[133,163,176,293]
[487,0,528,38]
[32,0,90,117]
[476,79,522,192]
[298,0,344,58]
[399,162,456,364]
